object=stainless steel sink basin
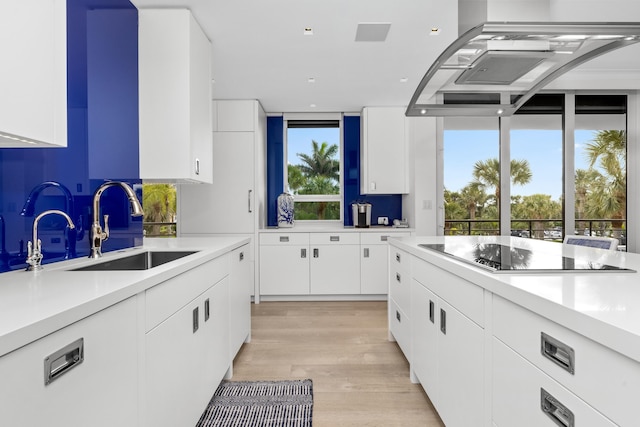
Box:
[72,251,198,271]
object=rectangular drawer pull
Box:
[204,298,210,321]
[193,306,199,333]
[440,309,446,334]
[301,248,307,258]
[380,235,388,241]
[330,235,340,242]
[541,332,575,374]
[239,251,244,261]
[541,388,574,427]
[396,310,401,323]
[363,248,370,258]
[429,300,435,323]
[396,273,401,283]
[44,338,84,385]
[395,253,401,262]
[279,236,289,242]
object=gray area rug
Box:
[196,379,313,427]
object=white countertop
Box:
[0,236,249,357]
[389,235,640,363]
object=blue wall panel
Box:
[0,0,140,273]
[266,117,284,227]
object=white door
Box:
[310,244,360,294]
[411,280,439,403]
[259,245,310,295]
[360,244,388,294]
[179,131,255,234]
[437,299,484,427]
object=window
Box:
[443,117,499,235]
[285,117,342,221]
[142,183,177,237]
[510,113,563,240]
[574,95,627,250]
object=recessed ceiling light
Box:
[420,109,427,115]
[400,77,408,83]
[308,77,316,83]
[430,27,441,35]
[304,27,313,36]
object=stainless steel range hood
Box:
[406,22,640,117]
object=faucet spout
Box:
[90,181,144,259]
[26,210,75,272]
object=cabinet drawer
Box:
[260,232,310,246]
[309,232,359,245]
[360,231,410,245]
[493,295,639,427]
[389,250,411,314]
[493,338,616,427]
[146,255,228,331]
[413,258,484,327]
[389,298,411,361]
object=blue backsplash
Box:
[266,115,402,226]
[0,0,141,273]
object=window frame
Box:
[283,113,344,223]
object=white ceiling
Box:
[129,0,458,113]
[129,0,640,114]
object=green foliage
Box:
[287,139,340,220]
[142,183,177,236]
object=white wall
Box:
[404,117,438,236]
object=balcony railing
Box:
[445,218,626,246]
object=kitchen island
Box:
[0,236,251,427]
[388,235,640,427]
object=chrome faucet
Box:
[26,210,76,272]
[90,182,144,258]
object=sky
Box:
[444,129,599,201]
[287,128,340,166]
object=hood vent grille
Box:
[407,22,640,117]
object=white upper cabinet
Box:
[0,0,67,147]
[360,107,409,194]
[138,9,212,183]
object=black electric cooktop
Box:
[418,242,635,273]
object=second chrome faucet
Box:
[90,182,144,258]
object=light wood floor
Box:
[230,301,445,427]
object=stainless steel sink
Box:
[72,251,198,271]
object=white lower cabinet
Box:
[493,338,616,427]
[0,297,138,427]
[259,232,360,296]
[230,245,252,358]
[260,233,310,295]
[144,255,232,427]
[310,233,360,294]
[411,277,484,427]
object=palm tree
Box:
[287,164,305,194]
[583,130,626,238]
[297,140,339,183]
[472,158,532,214]
[459,182,488,220]
[142,184,176,236]
[294,140,340,220]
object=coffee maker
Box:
[352,202,372,228]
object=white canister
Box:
[277,193,294,227]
